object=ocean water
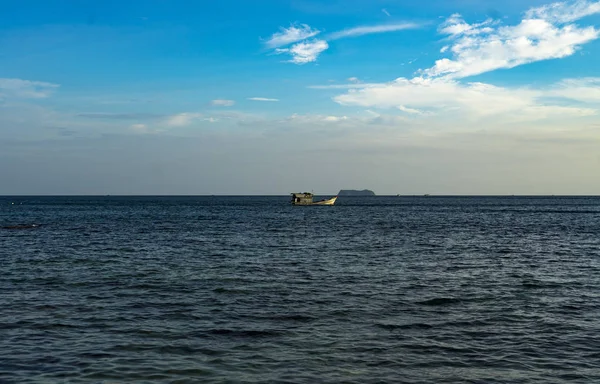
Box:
[1,195,599,383]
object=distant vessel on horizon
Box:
[291,192,337,206]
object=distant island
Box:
[338,189,376,196]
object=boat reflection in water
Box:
[291,192,337,206]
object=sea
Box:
[1,195,599,383]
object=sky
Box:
[1,0,600,195]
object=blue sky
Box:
[2,0,600,194]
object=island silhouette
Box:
[338,189,376,196]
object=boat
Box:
[291,192,337,206]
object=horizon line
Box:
[2,194,600,197]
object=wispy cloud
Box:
[211,99,235,107]
[397,105,427,115]
[382,9,391,17]
[525,0,600,23]
[166,113,203,127]
[323,115,348,122]
[549,77,600,102]
[263,24,320,48]
[275,39,329,64]
[307,2,600,131]
[331,76,597,122]
[327,22,422,40]
[130,123,148,133]
[248,97,279,102]
[264,21,422,64]
[0,78,59,98]
[78,113,163,120]
[308,83,381,89]
[284,113,351,124]
[423,3,600,79]
[438,13,496,36]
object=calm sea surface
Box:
[1,196,599,383]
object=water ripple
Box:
[1,196,599,383]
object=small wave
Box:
[31,322,80,330]
[447,318,491,327]
[417,297,461,306]
[246,313,317,323]
[376,322,433,330]
[273,314,316,322]
[209,329,282,338]
[212,287,250,294]
[1,224,41,230]
[78,352,117,359]
[561,304,583,311]
[32,304,59,310]
[521,280,562,289]
[480,208,600,214]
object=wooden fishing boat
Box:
[291,192,337,206]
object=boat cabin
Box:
[291,192,314,205]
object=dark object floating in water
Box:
[338,189,376,196]
[2,224,41,230]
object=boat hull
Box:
[310,196,337,205]
[292,196,337,206]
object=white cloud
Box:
[209,110,264,122]
[247,97,279,102]
[423,3,600,79]
[285,113,348,123]
[397,105,426,115]
[525,0,600,23]
[348,77,360,83]
[166,113,203,127]
[263,24,320,48]
[327,23,422,40]
[438,14,496,36]
[382,9,391,17]
[130,123,148,133]
[332,76,597,121]
[276,39,329,64]
[211,99,235,107]
[323,115,348,122]
[264,22,421,64]
[550,77,600,102]
[78,113,162,120]
[306,1,600,130]
[0,78,59,98]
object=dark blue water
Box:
[1,196,600,383]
